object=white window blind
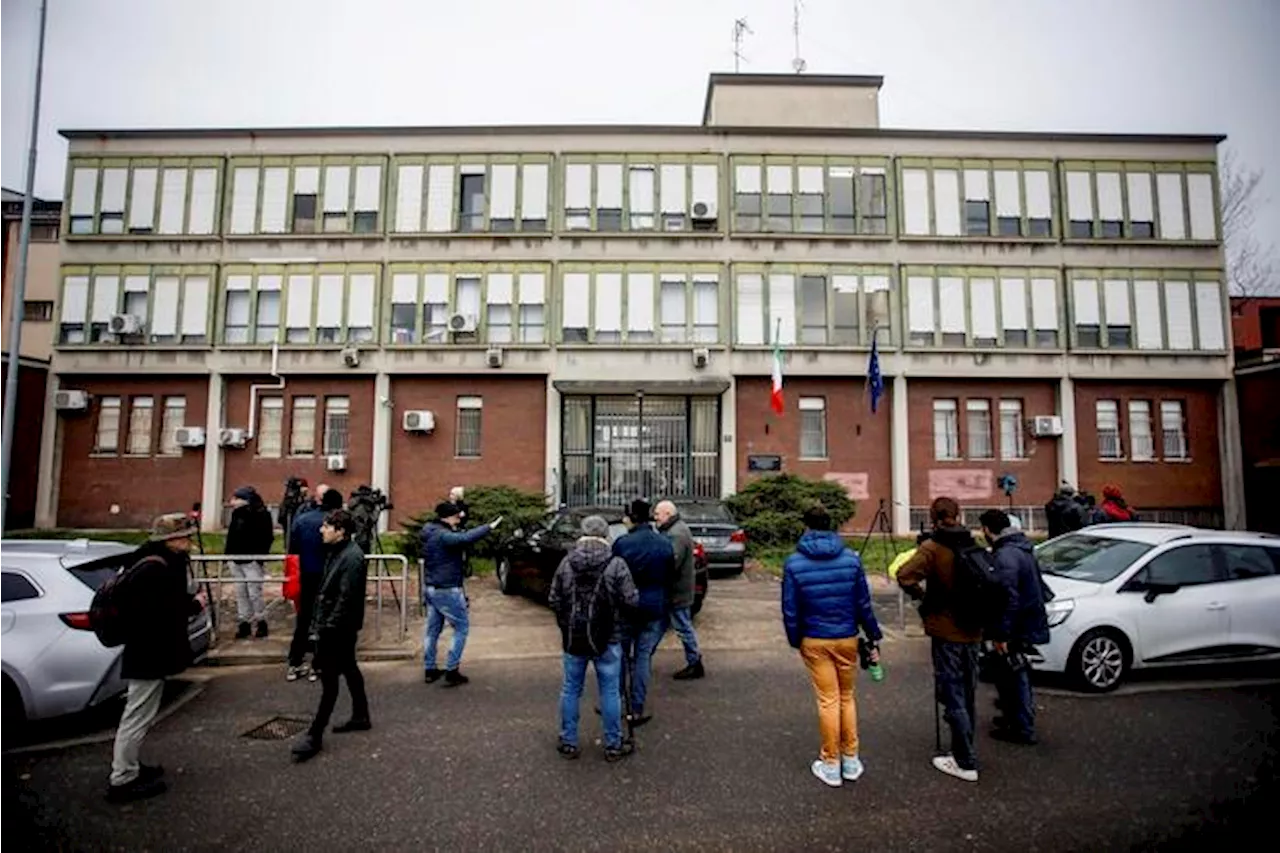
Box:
[1104,279,1131,326]
[1066,172,1093,221]
[630,166,655,213]
[693,275,718,329]
[737,274,764,344]
[518,273,545,304]
[159,169,186,234]
[395,165,423,232]
[1157,173,1186,239]
[768,274,796,345]
[347,274,375,329]
[323,166,350,213]
[595,273,622,332]
[487,272,513,305]
[970,278,997,339]
[123,274,150,322]
[151,277,180,335]
[1134,280,1164,349]
[1031,278,1058,331]
[1097,172,1123,221]
[316,274,344,327]
[261,167,288,233]
[597,164,623,209]
[660,164,685,213]
[354,165,380,211]
[1025,171,1052,219]
[903,169,931,235]
[735,164,761,195]
[181,277,209,336]
[101,168,126,212]
[129,168,157,229]
[1195,282,1224,350]
[766,165,792,194]
[565,164,592,209]
[286,275,313,329]
[392,273,417,304]
[933,170,960,236]
[1187,173,1216,240]
[1073,279,1100,325]
[691,165,717,213]
[70,168,96,216]
[1001,278,1028,330]
[1165,281,1194,350]
[456,277,482,319]
[92,275,120,322]
[562,273,590,329]
[425,165,454,232]
[908,277,935,333]
[1127,172,1154,222]
[660,275,686,333]
[963,169,989,201]
[188,169,217,235]
[938,278,965,335]
[490,165,517,219]
[62,276,89,323]
[628,273,655,332]
[294,166,320,195]
[521,164,549,220]
[994,170,1020,216]
[230,168,258,233]
[423,273,449,304]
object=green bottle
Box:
[869,659,885,682]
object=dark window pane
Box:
[736,193,761,231]
[563,327,589,343]
[292,194,317,233]
[942,332,967,346]
[1218,545,1280,580]
[1028,218,1052,237]
[766,193,791,231]
[1145,545,1221,586]
[459,174,485,232]
[998,217,1022,237]
[965,200,990,235]
[1077,325,1101,347]
[1004,329,1029,347]
[597,209,622,231]
[521,218,547,231]
[1035,329,1059,348]
[831,174,855,234]
[1101,220,1123,238]
[353,211,378,233]
[798,194,824,232]
[1107,326,1132,348]
[1,572,40,602]
[1132,221,1155,238]
[489,218,515,232]
[800,275,827,344]
[390,304,417,343]
[1070,220,1094,238]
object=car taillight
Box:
[730,529,747,544]
[694,543,706,560]
[60,612,94,630]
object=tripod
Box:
[364,510,401,613]
[858,498,899,573]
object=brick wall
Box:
[57,376,208,528]
[735,377,892,528]
[1074,380,1222,510]
[388,376,547,527]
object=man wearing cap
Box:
[225,484,276,639]
[107,514,203,804]
[420,501,502,687]
[611,499,674,725]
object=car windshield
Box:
[1036,534,1154,583]
[679,502,734,523]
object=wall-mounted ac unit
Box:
[218,428,248,449]
[692,347,710,369]
[691,201,718,230]
[109,314,144,335]
[486,348,504,368]
[1032,415,1064,437]
[341,346,360,368]
[448,313,478,334]
[403,410,436,433]
[53,390,90,412]
[174,426,206,448]
[326,454,348,472]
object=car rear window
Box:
[66,556,129,592]
[1036,534,1154,583]
[680,502,735,523]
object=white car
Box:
[1030,524,1280,692]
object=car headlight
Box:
[1045,598,1075,628]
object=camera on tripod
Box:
[347,485,393,553]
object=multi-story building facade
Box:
[37,74,1243,533]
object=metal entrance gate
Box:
[562,395,720,506]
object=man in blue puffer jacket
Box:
[782,505,883,788]
[612,499,674,726]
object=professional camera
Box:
[347,485,393,553]
[278,476,309,528]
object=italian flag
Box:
[770,338,784,415]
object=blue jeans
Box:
[424,587,469,672]
[994,649,1037,739]
[622,617,666,713]
[668,607,701,666]
[559,643,623,750]
[932,639,980,771]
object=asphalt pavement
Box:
[6,637,1277,852]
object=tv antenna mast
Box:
[732,17,752,73]
[791,0,807,73]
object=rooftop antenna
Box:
[732,17,752,73]
[791,0,807,73]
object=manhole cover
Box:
[241,716,311,740]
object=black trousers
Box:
[309,630,368,738]
[287,573,322,668]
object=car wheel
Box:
[1069,628,1130,693]
[691,593,704,616]
[496,558,517,596]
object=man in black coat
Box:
[286,487,343,681]
[292,509,371,762]
[107,514,202,804]
[225,485,276,639]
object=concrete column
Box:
[544,376,560,506]
[890,374,910,535]
[33,371,61,528]
[720,375,737,498]
[1057,376,1079,489]
[371,371,392,532]
[200,372,225,532]
[1219,379,1246,530]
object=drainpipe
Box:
[246,343,285,438]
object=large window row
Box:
[905,267,1061,349]
[389,264,548,344]
[59,266,213,344]
[1070,270,1225,352]
[734,266,891,346]
[65,155,1221,243]
[560,265,720,344]
[221,265,380,345]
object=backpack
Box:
[89,556,162,648]
[947,546,1010,634]
[566,565,615,658]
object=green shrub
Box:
[398,484,550,561]
[725,474,856,548]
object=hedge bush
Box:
[398,485,550,561]
[724,474,856,548]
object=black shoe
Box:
[630,711,653,728]
[255,620,269,639]
[423,668,442,684]
[236,622,251,639]
[106,776,167,804]
[443,670,469,687]
[139,763,165,782]
[291,733,322,762]
[604,740,636,762]
[673,661,705,680]
[557,741,580,760]
[332,718,372,734]
[990,727,1038,746]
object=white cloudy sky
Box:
[3,0,1278,265]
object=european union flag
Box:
[867,331,884,414]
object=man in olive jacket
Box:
[293,510,370,762]
[654,500,704,680]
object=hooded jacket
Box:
[121,543,200,680]
[987,530,1052,645]
[896,525,983,644]
[781,530,883,649]
[225,490,275,557]
[658,515,697,610]
[1098,498,1138,523]
[548,538,639,649]
[612,523,674,622]
[1044,491,1085,538]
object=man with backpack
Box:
[102,514,203,804]
[896,497,1007,783]
[611,499,674,726]
[549,515,639,762]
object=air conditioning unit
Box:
[448,313,478,334]
[341,346,360,368]
[326,454,348,472]
[486,347,504,368]
[403,410,436,433]
[174,426,206,448]
[109,314,144,335]
[54,389,90,411]
[1032,415,1064,437]
[691,201,718,230]
[218,428,247,449]
[692,347,710,369]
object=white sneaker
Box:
[811,759,842,787]
[286,666,301,682]
[841,754,865,781]
[932,755,978,783]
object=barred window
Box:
[966,399,993,460]
[1097,400,1122,459]
[456,396,482,458]
[1161,401,1188,460]
[799,397,827,459]
[1129,401,1155,461]
[291,397,317,456]
[126,397,154,455]
[933,399,960,461]
[324,397,350,456]
[95,396,121,453]
[999,400,1025,460]
[257,397,284,458]
[159,396,186,456]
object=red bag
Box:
[283,555,301,610]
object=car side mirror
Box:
[1140,581,1180,603]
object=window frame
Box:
[560,264,723,345]
[798,396,828,460]
[733,264,893,348]
[965,398,994,460]
[218,264,380,346]
[560,155,721,234]
[1128,399,1155,462]
[223,155,387,236]
[323,396,351,457]
[933,398,961,461]
[289,396,318,457]
[389,154,553,235]
[902,266,1062,350]
[158,395,187,457]
[455,396,483,458]
[1059,160,1219,243]
[897,158,1057,240]
[385,263,551,346]
[998,399,1026,460]
[1096,399,1124,460]
[731,156,892,237]
[1160,400,1189,461]
[1068,269,1225,352]
[64,157,223,238]
[57,265,214,346]
[94,396,122,455]
[256,396,285,459]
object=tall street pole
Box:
[1,0,50,534]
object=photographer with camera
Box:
[421,502,501,687]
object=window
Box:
[1,572,40,603]
[223,267,377,345]
[999,400,1025,460]
[858,168,888,234]
[933,399,960,460]
[293,166,319,233]
[1073,278,1101,348]
[458,168,485,232]
[1097,172,1123,238]
[1074,272,1223,352]
[392,160,549,234]
[966,399,993,459]
[323,397,349,456]
[1217,545,1279,580]
[1000,278,1028,347]
[799,397,827,459]
[568,267,717,344]
[125,397,154,455]
[255,275,282,343]
[1195,281,1225,350]
[1128,400,1155,461]
[1144,545,1221,587]
[904,161,1051,238]
[564,160,717,233]
[994,169,1022,236]
[797,165,824,233]
[907,276,935,346]
[1064,164,1216,241]
[487,272,514,343]
[66,160,219,236]
[159,396,186,456]
[596,164,623,231]
[290,397,317,455]
[1104,279,1132,347]
[22,300,53,322]
[257,397,284,458]
[963,169,990,236]
[1096,400,1122,459]
[518,272,546,343]
[223,275,252,344]
[30,222,58,242]
[1031,277,1059,347]
[95,396,121,453]
[1161,401,1188,460]
[456,396,482,458]
[1066,171,1094,238]
[224,159,382,235]
[765,164,793,231]
[799,275,828,344]
[735,158,889,234]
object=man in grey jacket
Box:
[654,500,705,680]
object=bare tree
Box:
[1221,150,1277,297]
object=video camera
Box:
[347,485,393,552]
[278,476,309,527]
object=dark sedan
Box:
[676,498,747,576]
[495,506,708,614]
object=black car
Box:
[677,498,747,576]
[495,506,708,615]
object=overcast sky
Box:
[3,0,1277,263]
